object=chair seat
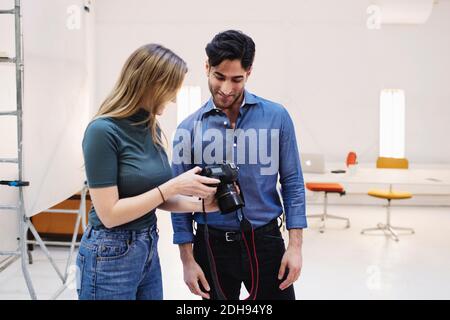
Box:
[306,182,344,193]
[368,189,413,200]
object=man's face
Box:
[206,59,251,110]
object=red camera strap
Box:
[202,201,259,300]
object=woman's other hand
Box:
[169,166,219,199]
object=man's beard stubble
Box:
[208,81,244,110]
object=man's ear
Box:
[245,66,253,80]
[205,60,210,76]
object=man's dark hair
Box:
[205,30,255,70]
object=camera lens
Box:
[216,183,244,214]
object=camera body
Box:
[200,163,245,214]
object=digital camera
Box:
[200,163,244,214]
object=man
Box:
[171,30,306,300]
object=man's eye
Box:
[232,79,243,83]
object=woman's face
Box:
[155,91,178,116]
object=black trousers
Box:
[193,219,296,300]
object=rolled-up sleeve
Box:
[170,125,196,244]
[278,109,307,229]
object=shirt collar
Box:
[202,90,258,117]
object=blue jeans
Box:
[76,224,162,300]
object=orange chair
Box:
[306,182,350,233]
[361,157,414,241]
[346,151,357,167]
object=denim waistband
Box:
[85,224,158,241]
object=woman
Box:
[76,44,219,300]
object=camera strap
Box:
[202,200,259,301]
[238,210,259,300]
[202,200,228,300]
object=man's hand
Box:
[179,243,211,299]
[183,259,211,299]
[278,229,303,290]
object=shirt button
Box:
[215,109,220,113]
[224,121,228,126]
[233,143,237,147]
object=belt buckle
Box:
[225,232,235,242]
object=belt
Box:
[196,219,279,242]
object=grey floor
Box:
[1,204,449,300]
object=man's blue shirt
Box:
[171,90,307,244]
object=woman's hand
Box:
[234,182,240,195]
[199,181,240,213]
[165,166,220,199]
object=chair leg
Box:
[308,214,325,220]
[308,214,326,233]
[308,192,350,233]
[361,200,414,241]
[361,226,384,233]
[361,223,399,242]
[326,214,351,228]
[387,225,400,242]
[390,226,415,234]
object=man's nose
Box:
[220,81,233,95]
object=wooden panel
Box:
[32,195,91,236]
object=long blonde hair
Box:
[94,44,188,148]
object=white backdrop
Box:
[0,0,92,251]
[94,0,450,166]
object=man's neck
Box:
[221,92,244,127]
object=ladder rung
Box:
[0,111,18,116]
[0,205,18,211]
[26,240,81,248]
[0,9,15,15]
[0,255,20,271]
[0,158,18,164]
[43,209,79,214]
[0,251,21,256]
[0,57,16,64]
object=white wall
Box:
[93,0,450,166]
[0,0,94,250]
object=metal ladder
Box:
[0,0,39,299]
[0,0,87,300]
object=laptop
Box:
[300,153,326,173]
